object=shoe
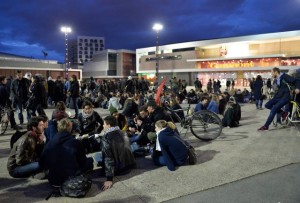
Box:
[11,125,22,130]
[259,107,263,110]
[282,112,288,122]
[258,126,268,131]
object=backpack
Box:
[59,175,92,198]
[10,130,27,149]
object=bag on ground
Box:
[59,175,92,198]
[187,146,197,165]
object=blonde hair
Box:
[155,120,176,130]
[57,118,72,133]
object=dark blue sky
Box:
[1,0,299,62]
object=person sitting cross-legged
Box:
[39,118,93,186]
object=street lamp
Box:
[152,23,163,86]
[61,26,72,78]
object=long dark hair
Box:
[0,75,6,84]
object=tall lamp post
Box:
[152,23,163,86]
[61,26,72,78]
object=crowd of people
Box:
[1,66,300,196]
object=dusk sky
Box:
[1,0,300,62]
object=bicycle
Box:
[287,95,300,126]
[0,106,10,135]
[164,99,223,141]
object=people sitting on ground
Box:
[45,101,70,143]
[194,95,209,113]
[109,107,127,131]
[122,92,139,123]
[218,94,227,115]
[7,117,45,178]
[107,92,121,110]
[234,89,244,103]
[39,118,93,186]
[78,101,104,153]
[169,97,184,122]
[151,120,188,171]
[222,96,241,128]
[146,100,173,143]
[186,89,198,104]
[207,94,219,114]
[99,116,136,191]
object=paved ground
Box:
[0,103,300,203]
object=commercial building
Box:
[136,30,300,87]
[82,49,136,79]
[68,36,105,67]
[0,52,82,80]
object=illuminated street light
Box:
[61,26,72,78]
[152,23,163,86]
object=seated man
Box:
[99,116,136,191]
[78,101,104,153]
[194,96,209,113]
[39,118,93,186]
[7,117,45,178]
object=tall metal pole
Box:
[61,26,71,78]
[152,23,163,87]
[155,30,160,86]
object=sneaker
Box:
[11,125,22,130]
[282,112,288,122]
[258,126,268,131]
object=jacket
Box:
[10,78,30,103]
[274,73,300,99]
[253,79,263,100]
[101,128,136,181]
[149,106,172,132]
[78,111,104,135]
[108,96,121,110]
[7,131,40,173]
[70,80,80,98]
[39,132,90,186]
[0,83,10,107]
[157,127,188,171]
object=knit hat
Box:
[109,107,118,115]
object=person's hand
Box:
[82,134,89,139]
[101,181,113,191]
[295,89,300,94]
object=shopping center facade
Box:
[136,30,300,87]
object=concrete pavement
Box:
[0,103,300,203]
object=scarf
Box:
[103,126,120,135]
[82,110,94,119]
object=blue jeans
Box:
[71,97,79,117]
[264,97,290,128]
[255,99,263,108]
[9,162,41,178]
[16,100,31,123]
[153,155,166,166]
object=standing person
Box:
[39,118,93,186]
[65,78,71,107]
[258,67,300,131]
[69,75,80,119]
[125,76,135,94]
[140,77,149,95]
[253,75,264,109]
[7,117,45,178]
[0,76,19,130]
[47,77,55,106]
[231,79,235,90]
[152,120,188,171]
[53,76,65,106]
[226,79,231,91]
[194,78,201,92]
[28,75,46,117]
[99,116,136,190]
[207,79,212,93]
[10,70,31,124]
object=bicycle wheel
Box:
[190,110,222,141]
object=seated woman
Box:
[169,97,184,122]
[78,101,104,153]
[207,94,219,114]
[222,96,241,128]
[152,120,188,171]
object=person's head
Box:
[272,67,281,78]
[16,70,23,80]
[57,118,73,133]
[103,115,117,130]
[38,115,49,128]
[27,117,45,134]
[256,75,262,81]
[56,76,62,81]
[24,72,32,80]
[83,101,94,114]
[70,75,77,82]
[200,96,209,105]
[0,75,7,85]
[146,100,157,113]
[139,105,149,118]
[56,101,66,111]
[155,120,176,132]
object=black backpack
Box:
[10,130,27,149]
